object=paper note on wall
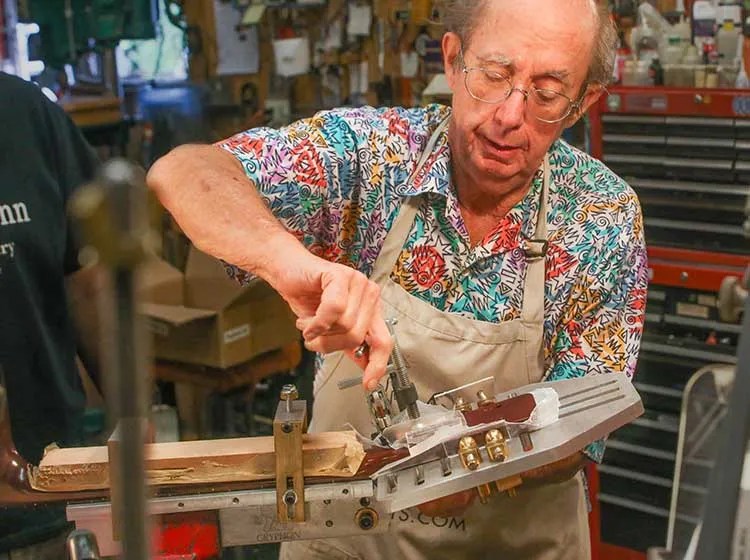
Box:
[400,51,419,78]
[349,61,368,95]
[214,0,260,75]
[347,3,372,36]
[324,19,344,50]
[273,37,311,77]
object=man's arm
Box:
[43,92,106,391]
[547,188,649,464]
[148,145,302,280]
[66,265,106,392]
[147,144,393,388]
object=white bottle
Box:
[717,19,742,65]
[637,19,659,63]
[674,16,692,50]
[663,35,686,65]
[693,0,718,53]
[683,45,702,66]
[717,1,742,26]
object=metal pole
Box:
[106,161,149,560]
[70,160,151,560]
[695,292,750,559]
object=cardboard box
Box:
[139,247,300,368]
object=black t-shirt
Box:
[0,72,99,551]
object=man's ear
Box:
[442,32,462,93]
[563,83,606,128]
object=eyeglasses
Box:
[461,60,583,124]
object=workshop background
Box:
[2,0,750,558]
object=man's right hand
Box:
[270,251,393,390]
[147,145,393,388]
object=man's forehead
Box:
[473,51,574,81]
[472,0,598,45]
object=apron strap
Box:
[370,117,450,286]
[370,117,550,326]
[521,154,551,323]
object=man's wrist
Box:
[246,231,311,286]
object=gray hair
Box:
[440,0,618,86]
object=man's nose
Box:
[493,88,526,129]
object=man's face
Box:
[444,0,602,192]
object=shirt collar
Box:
[396,117,453,198]
[396,124,559,242]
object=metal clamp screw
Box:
[280,384,298,413]
[282,489,298,519]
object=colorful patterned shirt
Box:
[218,104,649,462]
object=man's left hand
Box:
[415,453,586,516]
[417,490,476,517]
[520,451,588,487]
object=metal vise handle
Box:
[67,529,101,560]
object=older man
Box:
[149,0,648,558]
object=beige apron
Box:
[280,124,590,560]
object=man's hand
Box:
[148,146,394,388]
[270,251,393,390]
[417,490,476,518]
[520,451,587,487]
[415,453,585,517]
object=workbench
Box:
[153,342,303,440]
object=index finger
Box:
[362,307,393,391]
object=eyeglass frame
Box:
[458,48,588,124]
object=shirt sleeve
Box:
[545,192,649,463]
[216,109,378,284]
[41,98,100,276]
[215,106,441,284]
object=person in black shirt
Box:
[0,71,102,558]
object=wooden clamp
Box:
[273,385,308,523]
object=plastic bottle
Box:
[663,35,685,65]
[735,16,750,87]
[674,15,692,49]
[637,19,659,63]
[683,44,702,66]
[717,1,742,26]
[683,45,703,87]
[649,57,664,86]
[622,59,638,86]
[743,16,750,78]
[614,30,632,83]
[637,59,653,86]
[693,0,718,53]
[717,19,742,65]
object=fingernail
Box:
[305,328,323,339]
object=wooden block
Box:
[274,399,306,522]
[30,431,365,492]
